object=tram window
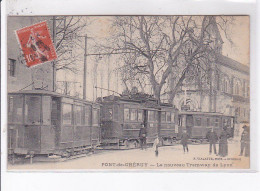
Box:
[25,96,41,125]
[75,105,84,125]
[171,112,175,122]
[148,111,156,122]
[124,108,130,121]
[63,103,72,125]
[207,118,210,126]
[161,112,166,122]
[42,96,51,125]
[138,110,143,121]
[195,118,201,126]
[214,118,219,127]
[114,105,119,121]
[130,109,137,121]
[166,112,171,122]
[8,95,23,123]
[231,118,234,128]
[85,105,91,125]
[148,111,153,121]
[224,118,231,127]
[223,118,227,126]
[178,117,182,126]
[155,111,158,121]
[93,109,99,125]
[108,108,113,120]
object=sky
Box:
[220,16,250,65]
[54,16,250,101]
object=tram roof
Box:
[179,111,234,117]
[8,90,98,105]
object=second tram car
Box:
[8,90,101,160]
[178,111,235,143]
[99,93,178,149]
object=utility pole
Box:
[107,59,110,96]
[100,68,103,99]
[83,35,87,100]
[52,16,56,92]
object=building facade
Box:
[7,16,54,93]
[172,19,250,124]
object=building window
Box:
[8,59,16,77]
[235,107,240,117]
[222,78,229,93]
[235,82,240,95]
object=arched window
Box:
[224,80,228,93]
[222,77,229,93]
[235,82,240,95]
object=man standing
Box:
[153,135,160,157]
[239,125,250,157]
[181,129,189,153]
[206,128,218,155]
[139,123,147,150]
[218,126,229,157]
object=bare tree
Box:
[54,16,90,73]
[99,16,234,103]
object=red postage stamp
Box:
[16,21,57,67]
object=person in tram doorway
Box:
[206,127,218,155]
[181,129,189,153]
[153,134,160,157]
[239,125,250,157]
[218,126,229,157]
[139,123,147,150]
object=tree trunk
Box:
[168,68,187,104]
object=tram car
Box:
[178,111,235,143]
[8,90,101,159]
[98,93,177,149]
[159,103,179,145]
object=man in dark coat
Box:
[181,129,189,153]
[218,126,229,157]
[206,128,218,155]
[139,123,147,150]
[239,125,250,157]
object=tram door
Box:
[51,97,61,148]
[143,110,148,129]
[186,115,193,137]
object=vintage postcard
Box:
[6,15,250,170]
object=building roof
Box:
[216,54,249,75]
